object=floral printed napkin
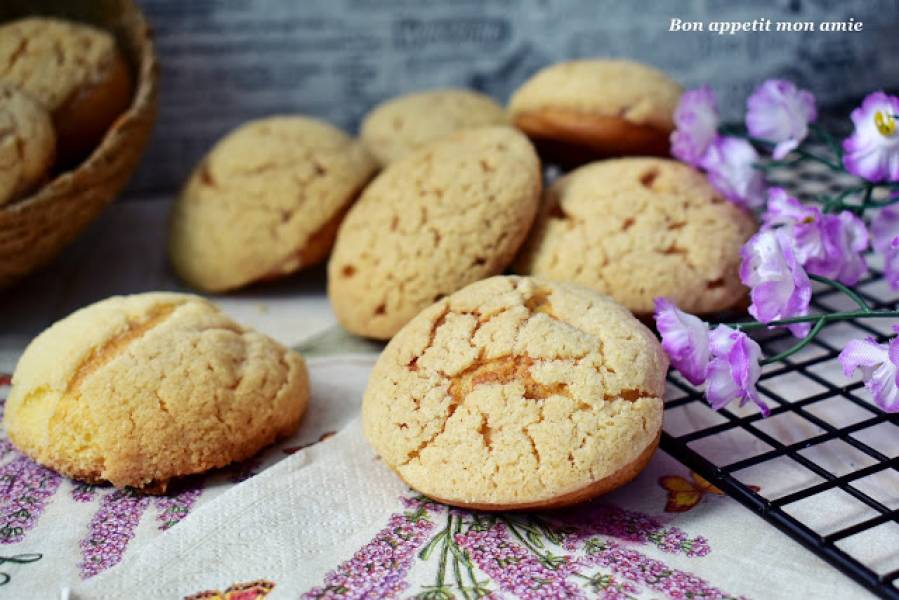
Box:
[46,344,872,600]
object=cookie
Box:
[508,59,682,164]
[361,89,507,166]
[0,84,56,206]
[514,158,756,315]
[169,116,377,292]
[363,275,667,510]
[328,126,541,340]
[0,17,133,165]
[4,293,308,491]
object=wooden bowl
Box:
[0,0,158,288]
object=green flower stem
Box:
[729,309,899,331]
[449,516,471,600]
[808,274,870,312]
[436,514,450,589]
[501,517,556,569]
[760,318,826,364]
[810,123,843,161]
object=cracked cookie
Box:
[0,84,55,206]
[514,158,756,315]
[4,293,309,491]
[328,126,541,340]
[361,88,507,166]
[169,116,377,292]
[362,275,667,510]
[507,59,681,164]
[0,17,133,165]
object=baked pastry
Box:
[169,116,377,292]
[0,84,56,205]
[361,89,507,166]
[508,59,682,164]
[4,293,309,491]
[328,126,541,340]
[363,275,667,510]
[514,158,756,315]
[0,17,133,165]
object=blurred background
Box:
[132,0,899,196]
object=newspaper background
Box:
[129,0,899,195]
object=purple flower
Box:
[581,539,744,600]
[839,328,899,412]
[79,489,151,578]
[706,326,768,416]
[843,91,899,182]
[885,237,899,290]
[455,522,584,599]
[871,205,899,253]
[746,79,817,159]
[806,211,869,285]
[653,298,710,386]
[671,86,719,166]
[154,484,203,530]
[762,188,869,285]
[740,229,812,337]
[700,136,766,208]
[0,455,62,544]
[302,511,435,599]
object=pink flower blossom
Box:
[154,484,203,530]
[871,205,899,253]
[0,455,62,544]
[581,538,745,600]
[839,327,899,412]
[746,79,817,159]
[671,86,719,166]
[740,229,812,338]
[700,136,766,208]
[654,298,710,386]
[79,489,151,578]
[762,188,869,285]
[805,212,869,285]
[302,511,435,599]
[885,237,899,290]
[843,91,899,182]
[455,522,584,599]
[706,326,768,416]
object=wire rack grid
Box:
[660,150,899,599]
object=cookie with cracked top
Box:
[514,157,756,315]
[328,126,541,340]
[4,292,309,492]
[362,275,667,510]
[168,116,377,293]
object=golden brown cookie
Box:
[4,293,309,491]
[0,17,133,165]
[514,158,756,315]
[0,84,56,205]
[169,116,377,293]
[508,59,682,164]
[363,275,667,510]
[328,126,541,340]
[361,89,507,166]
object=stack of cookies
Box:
[6,57,758,508]
[0,17,134,206]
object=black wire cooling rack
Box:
[660,148,899,600]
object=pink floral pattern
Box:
[79,489,151,578]
[154,484,203,531]
[582,539,745,600]
[71,482,100,503]
[0,455,62,544]
[301,508,436,599]
[302,497,739,599]
[455,521,584,599]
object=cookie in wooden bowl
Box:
[0,84,56,206]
